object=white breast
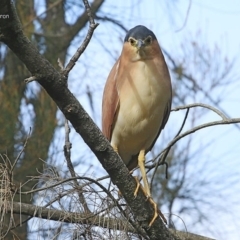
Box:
[111,60,170,164]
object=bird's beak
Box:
[136,39,145,49]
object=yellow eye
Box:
[128,37,136,45]
[145,36,152,44]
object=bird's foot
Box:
[147,197,167,227]
[132,177,167,227]
[133,176,144,198]
[133,176,151,199]
[132,176,167,227]
[148,197,158,227]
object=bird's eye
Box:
[128,37,135,45]
[145,36,152,44]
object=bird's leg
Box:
[112,145,125,198]
[137,150,150,197]
[148,198,159,227]
[112,145,118,153]
[133,176,141,198]
[136,150,166,227]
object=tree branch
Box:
[63,0,99,77]
[164,117,240,154]
[163,48,240,131]
[63,118,91,214]
[7,201,135,232]
[147,104,240,171]
[172,103,228,120]
[5,201,215,240]
[61,0,104,51]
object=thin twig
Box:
[23,0,63,29]
[21,175,109,195]
[95,15,128,32]
[63,0,99,77]
[63,118,91,214]
[172,103,228,120]
[11,128,32,172]
[76,176,147,238]
[148,102,237,175]
[60,0,101,216]
[20,173,146,235]
[150,108,189,189]
[165,118,240,154]
[12,175,147,238]
[163,49,240,131]
[148,117,240,172]
[83,0,95,25]
[173,108,190,138]
[176,0,192,32]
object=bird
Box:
[102,25,172,226]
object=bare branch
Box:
[146,102,239,173]
[20,176,107,195]
[82,0,96,26]
[150,108,190,188]
[22,0,63,29]
[166,118,240,153]
[63,0,99,76]
[5,201,215,240]
[15,174,148,238]
[8,201,135,232]
[95,15,128,32]
[172,103,228,120]
[63,118,91,214]
[11,128,32,172]
[150,117,240,171]
[176,0,192,32]
[163,48,240,131]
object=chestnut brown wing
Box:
[102,59,121,141]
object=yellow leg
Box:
[133,176,141,198]
[148,198,159,227]
[112,146,166,226]
[138,150,151,197]
[136,150,167,227]
[112,145,118,153]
